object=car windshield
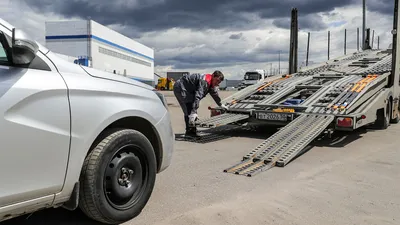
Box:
[244,72,260,80]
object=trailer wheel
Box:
[79,129,157,224]
[374,100,390,129]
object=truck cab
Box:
[238,70,268,90]
[156,77,174,90]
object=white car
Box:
[0,18,174,224]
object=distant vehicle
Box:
[226,87,237,91]
[238,70,270,90]
[0,18,174,224]
[156,77,174,90]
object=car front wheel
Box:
[79,129,157,224]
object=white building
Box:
[45,20,155,86]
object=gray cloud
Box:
[22,0,359,33]
[368,0,395,15]
[151,36,291,70]
[229,33,244,40]
[299,14,329,31]
[272,14,328,31]
[166,52,286,70]
[272,19,291,29]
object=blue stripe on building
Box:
[130,77,155,87]
[45,34,154,61]
[45,35,89,39]
[130,77,153,82]
[126,74,153,82]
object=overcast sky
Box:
[0,0,396,79]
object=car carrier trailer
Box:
[195,0,400,177]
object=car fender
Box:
[51,81,166,207]
[53,107,164,206]
[87,108,164,153]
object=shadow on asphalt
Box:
[272,127,370,167]
[314,127,369,148]
[174,124,371,147]
[2,208,106,225]
[174,124,278,144]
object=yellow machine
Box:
[156,77,174,90]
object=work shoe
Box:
[185,127,200,138]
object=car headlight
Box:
[153,89,168,108]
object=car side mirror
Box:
[11,28,39,65]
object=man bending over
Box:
[173,70,228,137]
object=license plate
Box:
[256,112,291,121]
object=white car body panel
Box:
[0,62,70,206]
[0,17,174,221]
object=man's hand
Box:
[188,113,198,126]
[221,103,229,111]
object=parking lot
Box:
[6,91,400,225]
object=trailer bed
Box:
[194,49,395,176]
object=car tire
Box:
[79,129,157,224]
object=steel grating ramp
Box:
[223,114,335,177]
[176,125,245,143]
[195,113,250,128]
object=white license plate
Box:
[257,112,290,121]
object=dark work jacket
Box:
[174,73,222,114]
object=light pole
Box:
[279,51,281,74]
[362,0,366,50]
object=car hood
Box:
[80,66,154,90]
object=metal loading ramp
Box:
[195,113,249,128]
[223,114,335,177]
